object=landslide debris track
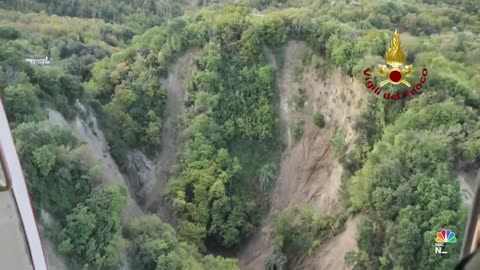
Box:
[238,41,367,270]
[47,103,142,270]
[142,49,199,224]
[43,50,199,269]
[47,104,143,225]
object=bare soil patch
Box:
[238,41,367,270]
[298,216,362,270]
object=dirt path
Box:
[143,50,199,224]
[238,41,367,270]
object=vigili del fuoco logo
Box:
[363,30,428,100]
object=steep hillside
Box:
[300,215,361,270]
[239,40,367,269]
[2,1,480,269]
[47,105,143,225]
[270,41,366,214]
[67,3,480,269]
[143,49,200,223]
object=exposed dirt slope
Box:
[44,50,200,269]
[238,41,368,270]
[299,216,361,270]
[48,105,143,225]
[143,49,200,224]
[47,106,141,270]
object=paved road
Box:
[0,99,47,270]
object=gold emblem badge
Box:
[377,30,413,87]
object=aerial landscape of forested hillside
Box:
[0,0,479,269]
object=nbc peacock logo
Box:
[435,229,457,243]
[434,229,457,255]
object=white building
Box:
[25,57,51,65]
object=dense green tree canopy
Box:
[126,215,240,270]
[1,0,479,269]
[1,0,183,32]
[58,185,127,269]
